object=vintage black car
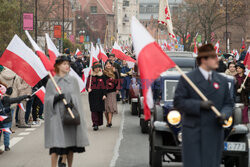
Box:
[138,54,197,133]
[149,72,249,167]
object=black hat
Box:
[55,55,71,64]
[108,54,115,58]
[92,62,102,70]
[236,63,245,70]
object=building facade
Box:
[114,0,139,46]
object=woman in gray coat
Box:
[44,56,89,167]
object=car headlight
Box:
[167,110,181,125]
[223,116,233,128]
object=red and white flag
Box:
[0,35,48,87]
[98,45,108,62]
[18,103,26,112]
[45,34,85,92]
[158,0,176,40]
[164,41,172,51]
[111,42,136,63]
[0,115,7,122]
[33,86,46,104]
[214,41,220,54]
[94,45,100,63]
[1,128,12,134]
[131,17,176,120]
[82,67,91,92]
[243,47,250,68]
[194,38,198,55]
[75,48,82,56]
[25,31,54,72]
[45,33,58,65]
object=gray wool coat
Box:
[44,74,89,149]
[174,69,234,167]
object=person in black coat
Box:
[174,44,234,167]
[86,62,107,131]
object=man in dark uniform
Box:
[174,44,234,167]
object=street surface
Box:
[0,94,249,167]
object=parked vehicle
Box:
[149,72,249,167]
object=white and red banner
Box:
[25,31,54,72]
[33,86,46,104]
[0,115,7,122]
[131,16,176,120]
[214,40,220,54]
[18,103,26,112]
[194,38,198,55]
[0,128,12,134]
[111,42,136,63]
[243,47,250,68]
[158,0,176,40]
[0,35,48,87]
[98,45,108,62]
[45,33,85,92]
[75,48,82,56]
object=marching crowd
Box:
[0,48,136,164]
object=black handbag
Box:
[62,104,81,126]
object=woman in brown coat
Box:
[235,63,250,124]
[103,60,120,127]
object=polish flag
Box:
[194,38,198,55]
[0,35,48,87]
[82,67,91,91]
[98,45,108,62]
[0,115,7,122]
[45,34,85,92]
[94,45,100,63]
[243,47,250,68]
[25,31,54,71]
[1,128,12,134]
[111,42,136,63]
[33,86,46,104]
[131,17,176,120]
[45,33,58,65]
[18,103,26,112]
[214,41,220,54]
[75,48,82,56]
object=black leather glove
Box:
[217,113,227,126]
[53,94,65,105]
[200,100,214,110]
[65,101,74,110]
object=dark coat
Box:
[174,69,234,167]
[86,71,106,112]
[235,74,250,105]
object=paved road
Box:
[0,95,249,167]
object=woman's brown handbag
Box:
[62,104,81,126]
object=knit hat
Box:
[92,62,102,70]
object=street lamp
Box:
[220,0,229,53]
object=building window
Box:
[146,5,153,13]
[140,4,147,13]
[90,6,97,13]
[123,0,129,7]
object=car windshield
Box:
[168,67,193,72]
[164,80,178,101]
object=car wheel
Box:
[140,118,149,134]
[131,102,138,115]
[236,136,249,167]
[150,130,162,167]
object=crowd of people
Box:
[216,46,250,124]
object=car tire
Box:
[233,107,242,125]
[236,136,249,167]
[131,102,138,115]
[140,118,149,134]
[149,130,162,167]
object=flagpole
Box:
[237,71,250,93]
[48,72,75,119]
[174,65,221,117]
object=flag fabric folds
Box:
[0,115,7,122]
[25,31,54,71]
[214,41,220,54]
[98,45,108,62]
[243,47,250,68]
[0,35,48,87]
[158,0,176,40]
[111,42,136,63]
[34,86,46,104]
[45,33,85,92]
[131,16,176,120]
